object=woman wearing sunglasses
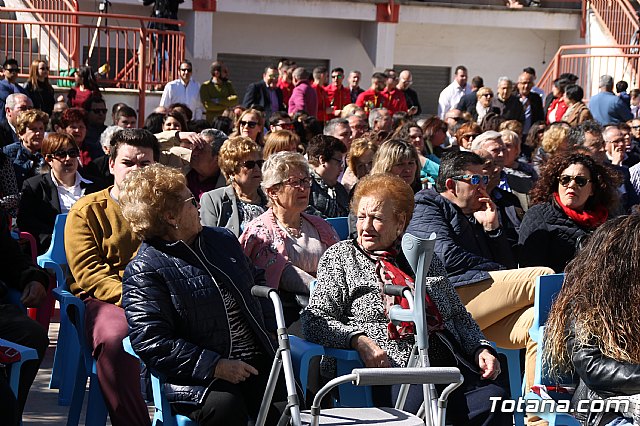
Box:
[200,137,268,237]
[231,108,265,147]
[17,133,103,254]
[518,152,621,272]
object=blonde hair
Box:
[218,136,261,180]
[16,109,49,135]
[347,138,378,174]
[119,164,187,240]
[541,125,570,156]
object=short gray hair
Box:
[323,118,349,137]
[100,125,123,149]
[599,75,614,90]
[471,130,502,151]
[261,151,310,192]
[6,93,31,110]
[368,108,388,129]
[497,76,512,86]
[200,128,228,156]
[292,67,309,81]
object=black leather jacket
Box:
[122,226,276,406]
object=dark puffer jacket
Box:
[122,226,276,406]
[517,200,592,273]
[406,188,515,288]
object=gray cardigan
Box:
[199,185,267,238]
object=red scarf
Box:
[553,192,608,229]
[364,245,444,340]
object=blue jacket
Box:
[406,188,514,287]
[0,80,27,125]
[588,91,633,125]
[2,142,44,188]
[122,226,276,405]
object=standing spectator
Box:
[82,96,108,154]
[277,59,296,106]
[438,65,471,119]
[516,71,544,138]
[355,72,389,115]
[312,66,332,124]
[159,60,204,120]
[382,69,408,114]
[143,0,183,81]
[24,59,54,115]
[589,75,633,125]
[561,84,592,127]
[325,67,350,117]
[288,67,317,117]
[457,75,484,113]
[546,78,571,124]
[631,88,640,118]
[67,66,101,109]
[307,134,349,218]
[491,77,524,123]
[348,70,364,104]
[616,80,630,108]
[523,67,544,98]
[242,65,284,115]
[0,59,27,125]
[397,69,421,116]
[200,61,237,122]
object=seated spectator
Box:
[1,94,32,148]
[393,121,440,186]
[200,137,267,237]
[522,121,546,161]
[346,112,368,140]
[17,133,103,254]
[162,110,187,133]
[82,96,108,153]
[323,118,352,150]
[0,150,19,217]
[268,111,294,134]
[406,151,554,392]
[561,84,592,127]
[422,116,449,159]
[544,215,640,426]
[168,103,193,124]
[262,129,299,159]
[454,121,482,151]
[143,112,164,134]
[231,108,265,147]
[498,119,523,139]
[239,152,339,325]
[519,153,620,273]
[85,125,121,187]
[569,120,605,163]
[301,173,511,425]
[65,128,158,425]
[371,139,422,192]
[491,77,524,123]
[306,135,349,218]
[368,107,392,133]
[533,123,571,172]
[60,108,103,165]
[186,128,228,199]
[341,137,377,193]
[67,65,101,109]
[2,108,47,188]
[500,129,537,209]
[0,216,49,426]
[211,115,234,135]
[602,125,640,211]
[120,164,285,426]
[113,105,137,129]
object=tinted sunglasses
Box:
[240,120,258,129]
[48,148,80,160]
[559,174,591,187]
[242,160,265,169]
[451,174,489,185]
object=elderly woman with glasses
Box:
[472,87,499,125]
[240,151,339,325]
[17,133,102,254]
[120,164,286,426]
[3,108,48,188]
[518,152,621,272]
[200,136,268,237]
[231,108,265,147]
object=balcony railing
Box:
[407,0,581,9]
[590,0,638,48]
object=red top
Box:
[67,87,101,108]
[383,88,408,114]
[355,89,389,115]
[312,83,331,123]
[325,84,351,113]
[277,78,294,105]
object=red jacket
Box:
[313,83,331,122]
[355,89,389,115]
[383,88,408,114]
[325,84,351,113]
[546,98,568,124]
[277,78,294,105]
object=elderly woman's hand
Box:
[351,335,391,368]
[475,349,501,380]
[214,359,259,384]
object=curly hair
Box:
[347,137,378,177]
[529,152,621,212]
[15,108,49,135]
[541,125,570,156]
[544,214,640,380]
[218,136,261,180]
[119,164,187,240]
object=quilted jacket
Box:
[406,188,514,288]
[517,200,591,273]
[122,226,276,406]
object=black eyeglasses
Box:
[48,148,80,160]
[282,177,312,189]
[241,160,265,169]
[463,133,480,140]
[559,174,591,187]
[240,120,258,129]
[90,108,108,114]
[451,174,489,185]
[632,125,640,130]
[5,68,18,73]
[184,196,198,208]
[180,68,192,72]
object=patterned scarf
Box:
[361,242,444,340]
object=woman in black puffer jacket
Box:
[518,153,621,272]
[120,164,283,426]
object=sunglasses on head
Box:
[451,174,489,185]
[48,148,80,160]
[559,174,591,187]
[240,120,258,129]
[242,160,265,169]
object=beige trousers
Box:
[455,266,554,393]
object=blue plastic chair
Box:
[529,273,565,343]
[326,216,349,240]
[288,335,325,400]
[123,337,195,426]
[0,338,39,400]
[495,347,524,426]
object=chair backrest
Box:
[326,216,349,240]
[37,213,69,291]
[530,273,565,341]
[398,232,437,351]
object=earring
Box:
[174,223,179,230]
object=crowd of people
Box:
[1,54,640,426]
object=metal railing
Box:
[537,45,640,99]
[0,7,185,120]
[590,0,639,47]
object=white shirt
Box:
[438,81,471,118]
[159,78,204,120]
[50,171,92,213]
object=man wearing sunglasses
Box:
[407,151,553,394]
[325,67,350,117]
[242,65,284,115]
[159,60,204,121]
[0,59,28,126]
